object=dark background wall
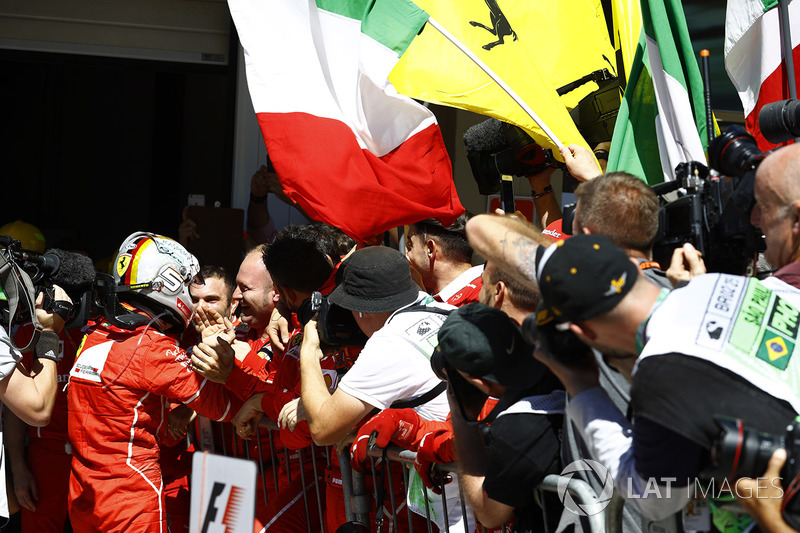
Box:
[1,50,237,263]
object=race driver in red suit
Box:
[67,232,244,533]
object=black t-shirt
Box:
[484,412,563,532]
[632,353,797,482]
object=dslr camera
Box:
[297,291,367,348]
[705,415,800,529]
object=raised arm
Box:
[465,214,550,293]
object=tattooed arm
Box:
[465,214,551,293]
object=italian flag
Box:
[228,0,463,242]
[607,0,708,185]
[725,0,800,151]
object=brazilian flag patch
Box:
[756,335,793,370]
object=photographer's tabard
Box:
[636,273,800,421]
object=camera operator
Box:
[436,303,564,532]
[5,290,80,532]
[668,142,800,288]
[0,286,69,427]
[465,215,800,522]
[0,285,69,521]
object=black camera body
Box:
[0,236,96,330]
[520,305,593,364]
[759,99,800,144]
[652,126,767,275]
[297,291,367,348]
[707,416,800,529]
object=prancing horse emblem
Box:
[469,0,517,51]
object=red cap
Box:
[541,219,571,242]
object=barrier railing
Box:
[192,417,620,533]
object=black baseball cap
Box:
[536,234,639,323]
[437,303,545,390]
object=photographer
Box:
[230,224,347,531]
[572,171,671,289]
[290,246,471,531]
[735,449,798,533]
[436,304,564,532]
[465,215,800,522]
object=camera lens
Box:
[712,417,783,479]
[759,99,800,144]
[708,126,765,179]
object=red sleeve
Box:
[143,334,244,423]
[225,364,272,400]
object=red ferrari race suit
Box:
[67,314,244,533]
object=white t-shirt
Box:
[0,326,21,381]
[0,326,20,519]
[337,293,452,422]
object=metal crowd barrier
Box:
[194,417,620,533]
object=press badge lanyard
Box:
[636,288,671,355]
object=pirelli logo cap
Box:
[537,234,639,323]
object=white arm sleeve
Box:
[0,326,21,381]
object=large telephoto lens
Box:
[759,99,800,144]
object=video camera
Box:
[0,235,96,331]
[559,125,767,275]
[705,415,800,529]
[463,118,560,196]
[463,68,620,196]
[297,291,367,348]
[651,126,768,275]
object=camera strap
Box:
[0,252,40,352]
[386,304,452,410]
[390,382,447,410]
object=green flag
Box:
[607,0,708,185]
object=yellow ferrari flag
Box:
[610,0,643,84]
[390,0,617,155]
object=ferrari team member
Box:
[405,214,483,306]
[67,232,244,533]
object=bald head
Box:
[752,144,800,269]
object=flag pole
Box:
[426,17,565,150]
[778,0,797,100]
